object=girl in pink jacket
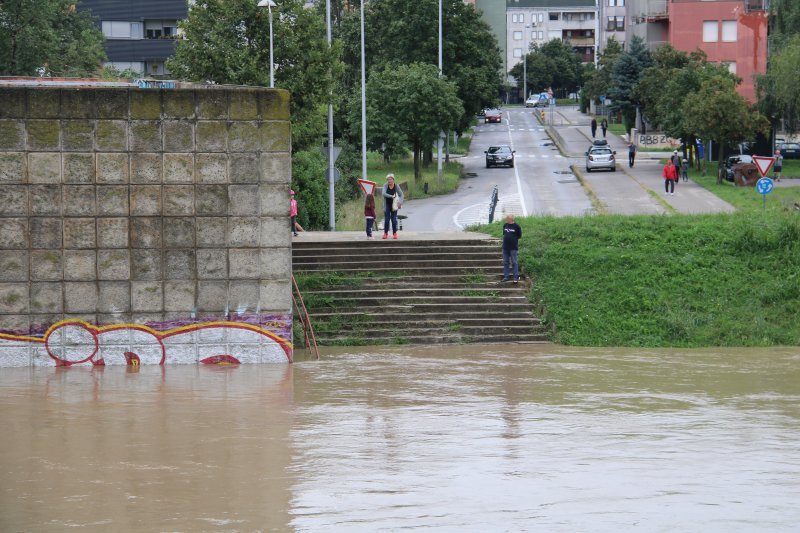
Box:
[290,190,298,236]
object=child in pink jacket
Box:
[290,190,298,237]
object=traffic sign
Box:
[756,177,774,195]
[325,167,341,183]
[752,155,775,177]
[357,179,376,195]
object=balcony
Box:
[565,36,596,47]
[633,0,667,23]
[744,0,767,12]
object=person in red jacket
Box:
[663,159,678,195]
[290,190,298,236]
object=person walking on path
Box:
[290,190,299,237]
[774,149,783,182]
[600,119,608,138]
[502,214,522,283]
[364,193,377,239]
[670,150,682,188]
[663,159,678,195]
[628,141,637,168]
[680,158,689,182]
[381,173,403,239]
[590,117,598,138]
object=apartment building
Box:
[506,0,598,69]
[77,0,189,76]
[628,0,768,103]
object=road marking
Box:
[505,115,529,216]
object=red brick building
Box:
[667,0,768,103]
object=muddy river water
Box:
[1,344,799,531]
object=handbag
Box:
[391,193,399,212]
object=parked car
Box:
[777,142,800,159]
[585,144,616,172]
[722,154,753,182]
[485,145,515,168]
[484,109,502,123]
[524,95,538,107]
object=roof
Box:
[507,0,596,7]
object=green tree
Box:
[683,75,769,183]
[509,39,583,97]
[757,34,800,135]
[0,0,106,76]
[582,36,623,105]
[342,0,501,134]
[609,36,651,132]
[364,62,463,181]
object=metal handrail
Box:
[291,275,320,360]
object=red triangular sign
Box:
[752,156,775,177]
[357,179,376,196]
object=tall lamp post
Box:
[437,0,443,181]
[325,0,335,230]
[257,0,276,88]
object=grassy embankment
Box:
[479,169,800,347]
[336,132,473,230]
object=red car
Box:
[484,109,502,123]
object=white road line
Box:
[505,116,529,216]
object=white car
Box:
[585,144,617,172]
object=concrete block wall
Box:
[0,85,293,366]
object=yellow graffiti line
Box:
[1,319,293,350]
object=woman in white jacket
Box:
[381,173,404,239]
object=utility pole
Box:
[326,0,335,230]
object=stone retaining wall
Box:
[0,84,293,366]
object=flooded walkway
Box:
[2,344,799,531]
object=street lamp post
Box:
[437,0,443,181]
[360,0,367,185]
[257,0,276,88]
[326,0,335,230]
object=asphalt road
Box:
[403,107,593,231]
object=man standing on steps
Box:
[502,214,522,283]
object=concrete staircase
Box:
[291,236,550,345]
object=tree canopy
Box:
[609,36,651,131]
[362,62,463,181]
[509,39,583,98]
[581,37,623,104]
[0,0,106,76]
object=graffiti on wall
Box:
[0,316,293,367]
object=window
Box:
[724,61,737,74]
[703,21,718,42]
[608,0,624,5]
[549,12,559,21]
[511,13,523,24]
[513,31,523,40]
[607,17,624,31]
[531,31,537,40]
[538,31,544,40]
[538,14,544,23]
[102,21,135,39]
[721,20,737,42]
[513,48,523,58]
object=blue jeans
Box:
[366,218,374,237]
[503,249,518,280]
[384,209,398,234]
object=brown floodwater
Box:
[1,344,799,531]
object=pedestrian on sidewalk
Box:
[591,117,597,138]
[601,118,608,138]
[680,158,689,182]
[290,190,299,237]
[364,192,376,239]
[382,173,403,239]
[774,149,783,182]
[502,214,522,283]
[628,141,637,168]
[663,159,678,195]
[670,150,682,188]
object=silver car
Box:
[585,145,616,172]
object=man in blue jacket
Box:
[502,214,522,283]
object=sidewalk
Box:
[547,105,736,215]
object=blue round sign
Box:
[756,177,774,195]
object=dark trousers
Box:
[503,249,518,280]
[384,209,398,234]
[366,218,374,237]
[665,179,674,193]
[629,153,635,167]
[291,215,297,235]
